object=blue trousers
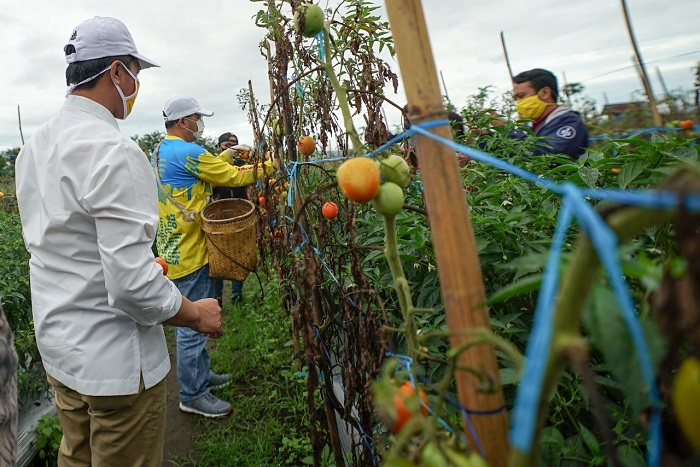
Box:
[171,265,216,403]
[211,278,243,298]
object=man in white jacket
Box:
[15,16,224,466]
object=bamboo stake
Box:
[562,71,573,106]
[17,105,25,145]
[385,2,508,465]
[500,31,514,84]
[620,0,663,127]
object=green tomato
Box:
[672,356,700,453]
[372,182,405,217]
[377,154,411,188]
[294,4,325,38]
[422,442,486,467]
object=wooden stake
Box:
[500,31,514,84]
[562,71,573,106]
[385,1,508,465]
[17,105,25,145]
[620,0,663,127]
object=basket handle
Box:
[152,143,199,222]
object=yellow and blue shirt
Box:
[153,135,271,279]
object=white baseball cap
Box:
[64,16,159,69]
[163,95,214,121]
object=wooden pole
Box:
[385,2,508,465]
[500,31,514,84]
[620,0,663,127]
[440,70,452,107]
[561,71,573,106]
[655,66,670,97]
[17,105,25,145]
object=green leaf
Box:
[577,423,600,455]
[618,159,650,188]
[498,367,521,385]
[540,426,564,466]
[670,145,698,161]
[487,273,542,304]
[582,287,666,414]
[616,444,647,467]
[578,166,600,188]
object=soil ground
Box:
[163,333,229,466]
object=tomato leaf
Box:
[487,273,542,305]
[582,287,666,414]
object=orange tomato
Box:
[297,136,316,156]
[322,201,338,220]
[680,120,694,131]
[391,381,429,434]
[611,168,621,173]
[154,257,168,276]
[337,157,381,204]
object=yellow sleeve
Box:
[191,150,273,187]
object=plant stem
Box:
[509,202,675,467]
[322,29,364,153]
[383,214,420,360]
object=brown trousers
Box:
[47,374,166,467]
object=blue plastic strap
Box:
[509,196,575,451]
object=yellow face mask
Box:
[113,61,140,120]
[515,93,549,120]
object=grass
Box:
[170,271,315,466]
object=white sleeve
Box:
[81,142,182,326]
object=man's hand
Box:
[192,298,224,339]
[231,144,253,160]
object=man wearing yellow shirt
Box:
[154,95,273,417]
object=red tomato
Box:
[154,257,168,276]
[322,201,338,220]
[391,381,429,434]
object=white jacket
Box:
[16,96,182,396]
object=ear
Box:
[110,61,125,83]
[540,87,554,102]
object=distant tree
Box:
[562,82,584,104]
[130,131,218,159]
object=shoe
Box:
[179,392,232,418]
[230,293,243,305]
[208,372,232,390]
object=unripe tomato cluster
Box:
[335,154,412,218]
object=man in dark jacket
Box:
[509,68,589,159]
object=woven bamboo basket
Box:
[200,198,257,281]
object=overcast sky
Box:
[1,0,699,150]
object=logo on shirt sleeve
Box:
[556,126,576,139]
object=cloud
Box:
[1,0,699,150]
